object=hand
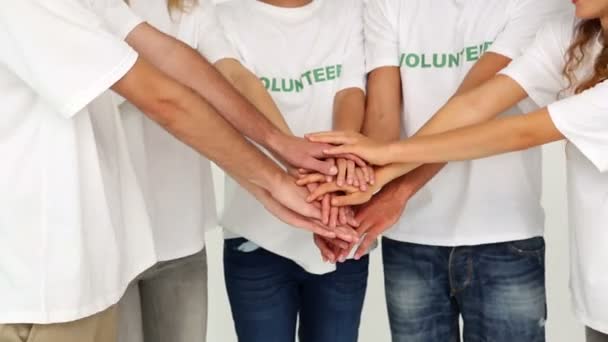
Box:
[305,131,394,166]
[352,181,411,260]
[335,158,374,191]
[271,134,368,176]
[314,234,356,264]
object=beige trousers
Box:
[0,306,116,342]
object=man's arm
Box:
[123,23,337,175]
[387,52,513,200]
[111,57,338,233]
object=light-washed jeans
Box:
[587,327,608,342]
[383,236,547,342]
[118,249,208,342]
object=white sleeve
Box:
[338,2,366,92]
[0,0,138,118]
[91,0,144,40]
[489,0,569,59]
[364,0,400,72]
[548,80,608,172]
[196,0,239,64]
[499,16,572,107]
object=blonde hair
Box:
[167,0,198,12]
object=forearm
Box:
[363,67,402,142]
[333,88,366,132]
[113,57,284,191]
[125,23,284,149]
[389,109,564,163]
[216,58,293,136]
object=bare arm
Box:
[215,58,292,135]
[124,23,336,175]
[111,57,332,227]
[387,52,515,197]
[363,67,402,142]
[393,108,563,163]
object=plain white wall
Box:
[205,142,585,342]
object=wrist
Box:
[265,129,288,155]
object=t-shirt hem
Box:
[0,258,155,325]
[156,243,206,263]
[487,44,519,60]
[499,69,548,108]
[384,229,545,247]
[548,104,608,173]
[58,50,138,118]
[573,306,608,335]
[366,56,399,74]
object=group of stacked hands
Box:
[282,131,401,264]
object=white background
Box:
[205,142,585,341]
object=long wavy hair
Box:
[563,19,608,93]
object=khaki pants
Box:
[0,306,116,342]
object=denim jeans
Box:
[118,249,208,342]
[382,236,546,342]
[224,238,369,342]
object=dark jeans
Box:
[224,238,369,342]
[382,236,547,342]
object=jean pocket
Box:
[508,237,545,256]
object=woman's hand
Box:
[306,131,395,166]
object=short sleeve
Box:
[364,0,400,72]
[91,0,144,40]
[0,0,138,118]
[338,2,366,92]
[489,0,570,59]
[196,0,239,64]
[548,80,608,172]
[499,16,573,107]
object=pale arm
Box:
[124,23,337,175]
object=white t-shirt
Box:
[217,0,366,274]
[120,0,238,261]
[365,0,570,246]
[0,0,157,324]
[501,14,608,333]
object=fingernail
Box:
[329,166,338,175]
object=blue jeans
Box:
[224,238,369,342]
[383,236,546,342]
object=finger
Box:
[355,217,374,237]
[296,173,327,186]
[336,153,368,169]
[327,238,350,250]
[329,205,339,229]
[301,220,336,239]
[305,131,356,144]
[306,182,358,202]
[336,159,347,187]
[368,166,376,185]
[314,235,336,263]
[321,194,330,225]
[303,157,338,177]
[338,207,348,225]
[333,225,358,243]
[298,168,311,175]
[359,163,370,183]
[355,232,377,260]
[330,190,368,207]
[345,207,360,227]
[346,160,355,186]
[323,145,359,158]
[355,167,367,191]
